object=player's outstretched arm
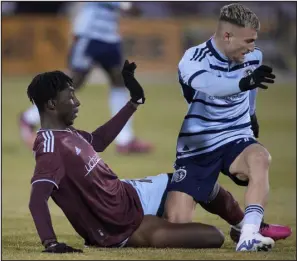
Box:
[87,60,145,152]
[90,101,138,152]
[29,182,82,253]
[181,57,275,97]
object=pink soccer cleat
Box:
[259,223,292,241]
[116,138,154,154]
[230,222,292,243]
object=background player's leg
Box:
[105,66,134,148]
[127,215,224,248]
[67,70,90,91]
[101,42,153,154]
[66,36,93,91]
[19,106,39,148]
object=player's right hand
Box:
[239,65,276,92]
[121,60,145,104]
[43,241,83,254]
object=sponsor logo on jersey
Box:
[85,154,101,176]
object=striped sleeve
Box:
[178,48,241,97]
[31,131,65,189]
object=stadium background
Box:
[2,1,296,260]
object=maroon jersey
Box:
[30,102,144,247]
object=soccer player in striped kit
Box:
[163,3,287,252]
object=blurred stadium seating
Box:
[2,1,296,84]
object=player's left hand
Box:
[121,60,145,104]
[43,241,83,254]
[250,113,259,138]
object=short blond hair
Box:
[219,3,260,31]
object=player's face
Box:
[225,26,257,63]
[56,85,80,126]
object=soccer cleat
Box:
[19,114,36,149]
[116,138,153,154]
[230,222,292,243]
[236,232,275,252]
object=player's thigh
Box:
[163,191,196,223]
[225,138,271,180]
[85,39,124,86]
[67,37,93,80]
[121,173,170,216]
[127,215,224,248]
[99,42,124,86]
[163,157,222,223]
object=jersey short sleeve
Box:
[178,46,209,87]
[31,132,65,189]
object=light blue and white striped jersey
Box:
[72,2,123,43]
[176,37,262,159]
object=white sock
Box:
[109,87,134,145]
[23,105,40,126]
[234,219,244,230]
[241,204,264,235]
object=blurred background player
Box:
[19,2,153,154]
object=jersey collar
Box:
[206,37,229,63]
[37,128,73,133]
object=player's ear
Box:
[47,99,57,110]
[223,32,231,43]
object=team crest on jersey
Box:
[172,168,187,183]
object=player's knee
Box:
[163,191,195,223]
[109,69,124,86]
[201,226,225,248]
[211,227,225,248]
[248,148,272,171]
[71,71,88,90]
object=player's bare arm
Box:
[29,182,82,253]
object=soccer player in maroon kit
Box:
[28,61,226,253]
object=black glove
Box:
[121,60,145,104]
[250,113,259,138]
[43,241,83,254]
[239,65,275,92]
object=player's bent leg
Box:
[127,215,224,248]
[104,65,153,154]
[67,35,93,88]
[229,143,271,208]
[198,183,244,227]
[228,142,274,251]
[198,182,292,243]
[163,191,196,223]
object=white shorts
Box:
[121,173,170,216]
